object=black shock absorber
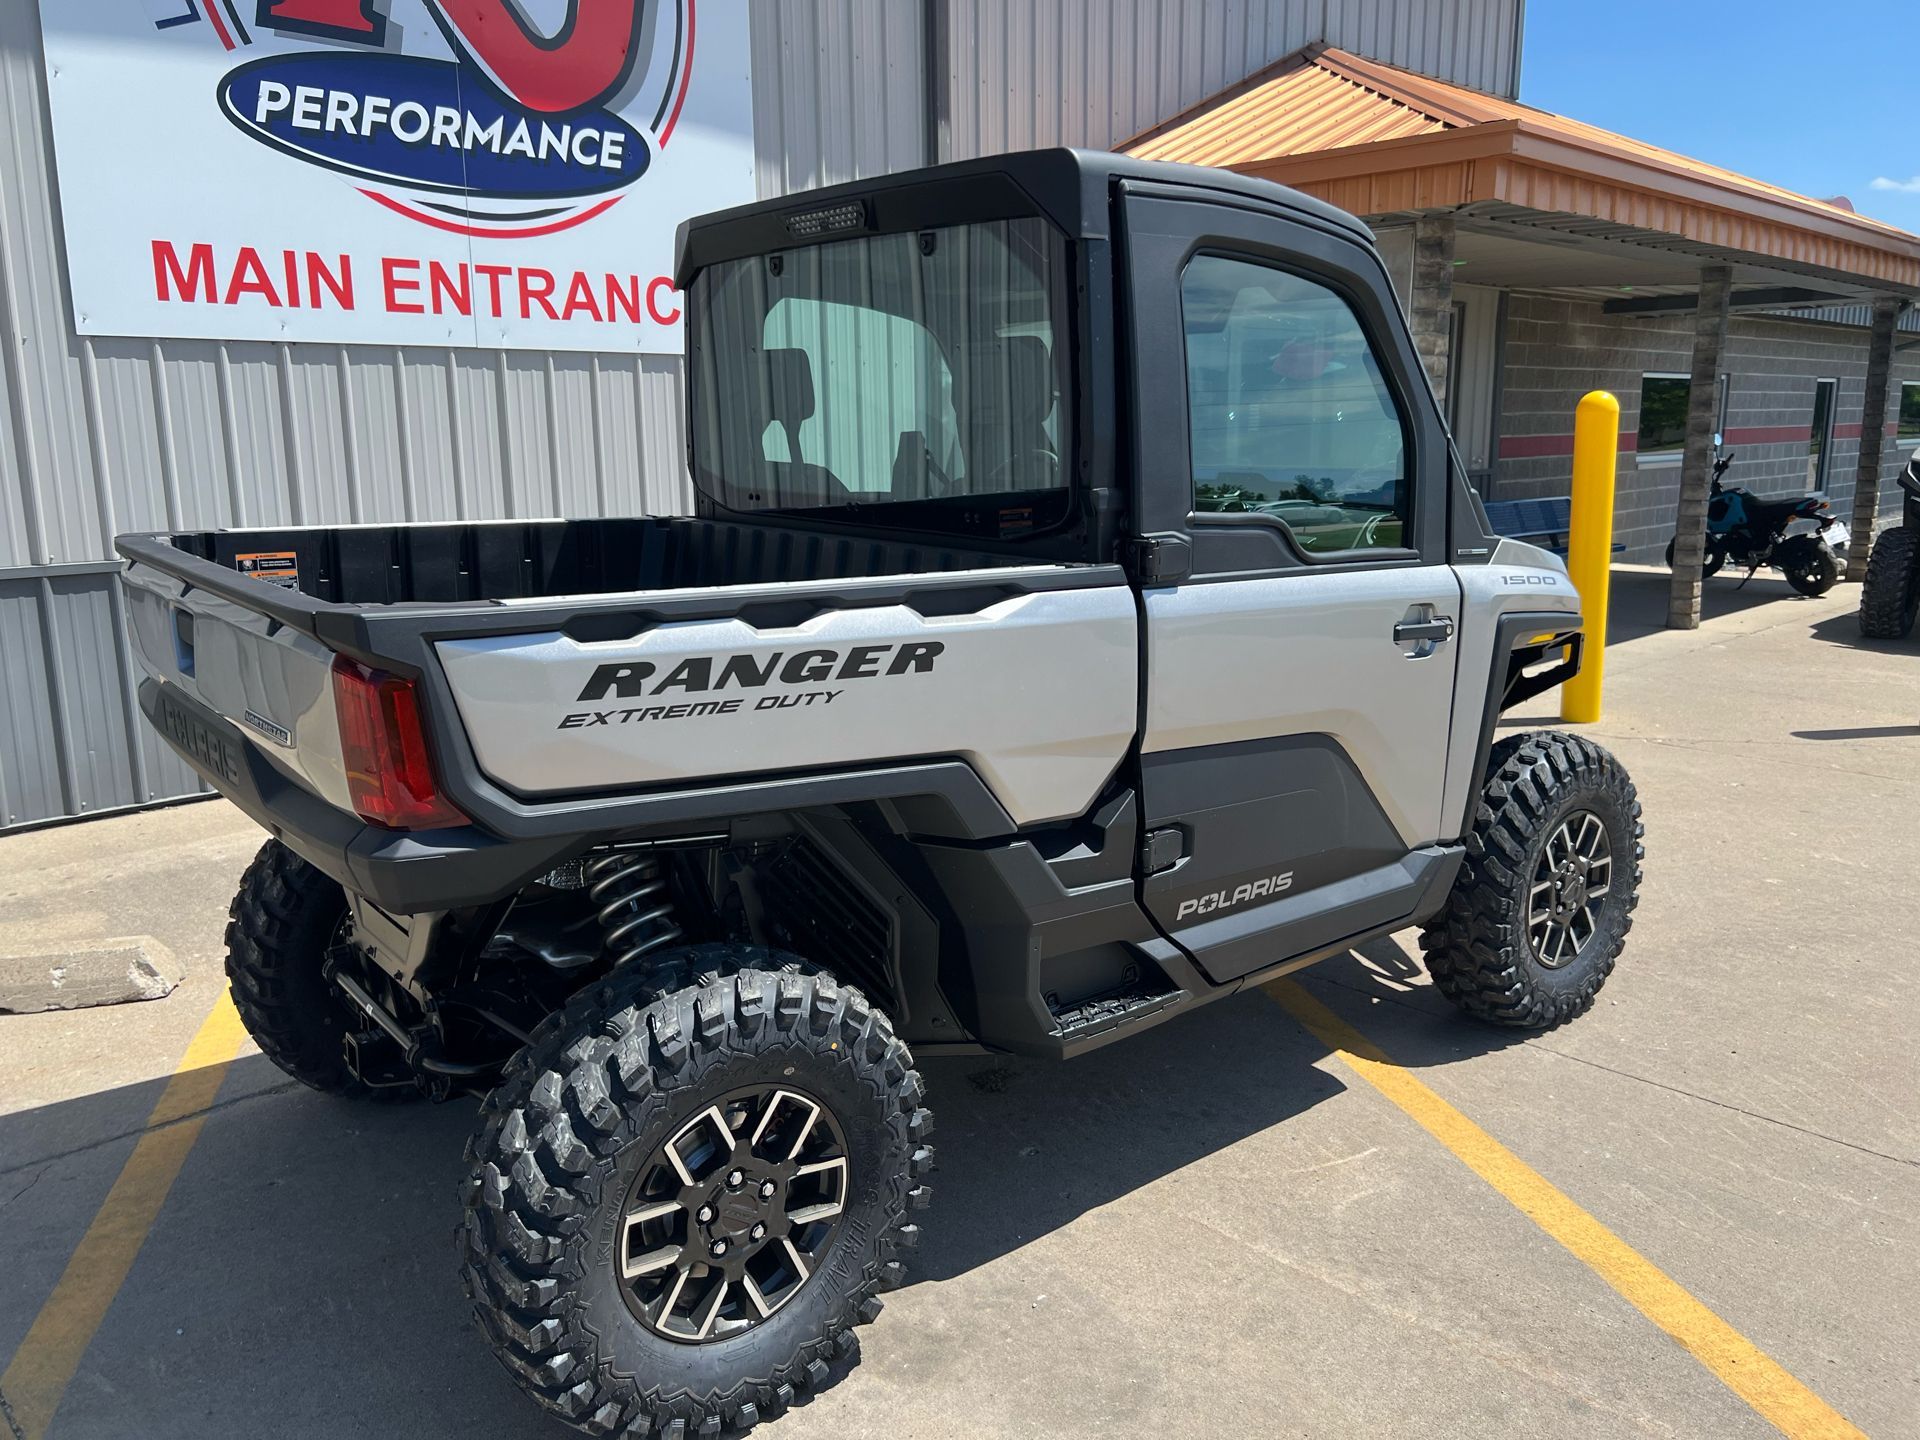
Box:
[584,850,684,968]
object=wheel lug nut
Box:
[710,1239,728,1258]
[758,1180,776,1199]
[750,1223,766,1241]
[696,1205,714,1224]
[726,1169,744,1188]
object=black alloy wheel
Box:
[1525,809,1613,970]
[618,1084,851,1343]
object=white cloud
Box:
[1870,176,1920,193]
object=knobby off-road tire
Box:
[461,944,933,1438]
[1859,525,1920,638]
[225,838,408,1099]
[1421,732,1644,1030]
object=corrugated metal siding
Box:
[1324,0,1521,101]
[0,564,204,826]
[3,0,1517,829]
[751,0,927,197]
[940,0,1521,159]
[0,0,920,829]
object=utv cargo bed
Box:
[117,514,1136,903]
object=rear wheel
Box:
[1779,536,1840,596]
[460,947,932,1437]
[1859,526,1920,638]
[1421,732,1644,1030]
[225,839,416,1099]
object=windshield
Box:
[688,217,1073,540]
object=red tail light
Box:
[330,655,468,830]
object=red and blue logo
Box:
[159,1,695,238]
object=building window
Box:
[1808,378,1837,490]
[1899,382,1920,446]
[1180,252,1410,556]
[1637,372,1727,463]
[1637,374,1689,460]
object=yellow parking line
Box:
[1263,978,1865,1440]
[1,988,248,1440]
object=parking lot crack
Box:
[1520,1045,1919,1168]
[0,1382,25,1440]
[2,1165,46,1209]
[1306,974,1918,1169]
[0,1079,303,1182]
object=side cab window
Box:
[1180,253,1411,557]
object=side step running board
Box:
[1048,985,1185,1043]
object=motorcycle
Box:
[1665,437,1850,596]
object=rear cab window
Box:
[688,218,1073,544]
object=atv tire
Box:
[1859,525,1920,638]
[460,946,932,1438]
[1421,732,1644,1030]
[225,838,412,1099]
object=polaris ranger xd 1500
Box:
[119,150,1644,1438]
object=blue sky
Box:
[1520,0,1918,231]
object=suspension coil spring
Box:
[584,850,684,968]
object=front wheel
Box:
[461,948,932,1437]
[1859,526,1920,638]
[1421,732,1644,1030]
[1666,535,1726,578]
[1779,536,1840,596]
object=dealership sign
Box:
[37,1,753,351]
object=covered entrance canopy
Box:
[1124,45,1920,626]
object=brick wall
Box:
[1491,294,1920,563]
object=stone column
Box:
[1407,215,1456,412]
[1666,264,1733,631]
[1845,297,1902,582]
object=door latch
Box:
[1139,827,1185,876]
[1393,608,1454,656]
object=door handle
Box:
[1393,617,1455,646]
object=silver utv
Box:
[119,149,1643,1438]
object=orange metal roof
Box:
[1123,45,1920,290]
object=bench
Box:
[1481,495,1626,555]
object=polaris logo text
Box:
[1175,872,1294,921]
[575,643,946,703]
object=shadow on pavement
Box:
[1291,937,1533,1070]
[1803,610,1914,654]
[1792,723,1920,741]
[0,955,1524,1438]
[1599,566,1829,649]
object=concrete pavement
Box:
[1,567,1915,1439]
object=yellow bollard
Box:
[1560,390,1619,724]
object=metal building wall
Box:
[1,0,1506,829]
[937,0,1523,159]
[0,0,923,829]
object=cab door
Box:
[1120,183,1461,984]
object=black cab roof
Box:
[675,147,1371,286]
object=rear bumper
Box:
[140,678,575,913]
